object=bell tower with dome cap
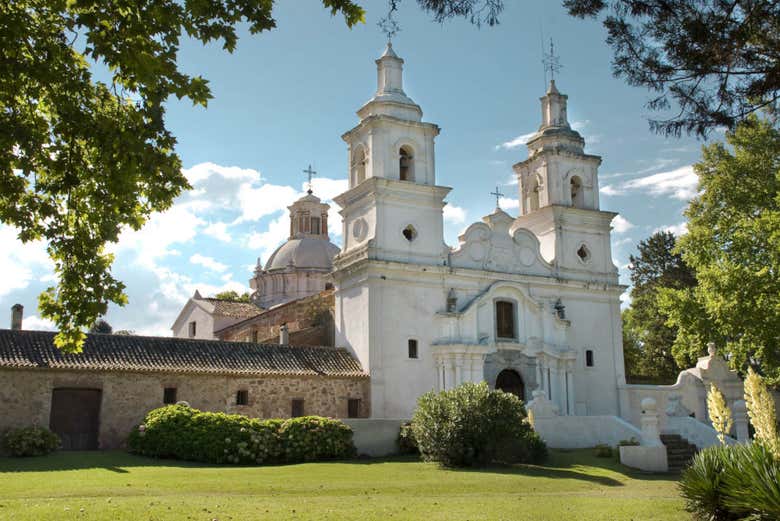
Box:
[512,80,618,283]
[249,191,340,308]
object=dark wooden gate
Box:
[49,388,102,450]
[495,369,525,402]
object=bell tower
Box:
[512,81,618,283]
[334,43,450,267]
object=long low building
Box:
[0,328,369,450]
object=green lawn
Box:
[0,450,687,520]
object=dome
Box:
[264,237,340,272]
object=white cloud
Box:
[498,197,520,211]
[0,225,53,298]
[22,315,57,331]
[611,215,635,234]
[236,183,300,223]
[600,165,698,201]
[203,222,232,243]
[189,254,228,273]
[655,221,689,236]
[495,131,536,150]
[443,204,467,225]
[246,213,290,267]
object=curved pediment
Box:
[450,209,552,276]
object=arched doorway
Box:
[495,369,525,402]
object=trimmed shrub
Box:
[594,444,613,458]
[2,426,60,457]
[618,438,640,447]
[411,382,547,467]
[279,416,355,463]
[128,405,354,465]
[397,422,418,455]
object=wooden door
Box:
[49,388,102,450]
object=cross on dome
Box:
[303,164,317,194]
[542,37,562,84]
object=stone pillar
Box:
[436,359,444,391]
[733,399,749,443]
[566,363,575,416]
[558,362,567,415]
[454,355,464,388]
[640,397,662,447]
[535,358,543,390]
[444,359,455,390]
[538,356,546,394]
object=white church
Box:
[169,42,751,465]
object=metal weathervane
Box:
[303,164,317,194]
[542,37,562,83]
[378,6,400,43]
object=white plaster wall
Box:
[343,418,406,457]
[533,416,641,449]
[172,304,216,340]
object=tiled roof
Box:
[0,329,366,378]
[201,298,263,319]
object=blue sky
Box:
[1,0,706,334]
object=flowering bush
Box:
[128,405,354,465]
[2,426,60,457]
[411,382,547,467]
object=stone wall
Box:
[217,290,334,346]
[0,367,369,449]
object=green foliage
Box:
[411,382,547,467]
[2,426,60,457]
[679,444,734,521]
[680,443,780,521]
[565,0,780,138]
[128,404,354,465]
[593,444,613,458]
[0,0,363,353]
[661,118,780,384]
[397,421,419,455]
[212,290,251,302]
[617,438,639,447]
[622,231,697,382]
[89,318,113,334]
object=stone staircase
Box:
[661,434,699,472]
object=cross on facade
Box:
[303,164,317,194]
[542,37,562,83]
[490,186,504,208]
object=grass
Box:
[0,450,687,520]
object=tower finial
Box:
[303,164,317,194]
[378,3,401,44]
[542,37,562,84]
[490,186,505,208]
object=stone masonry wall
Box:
[217,290,335,346]
[0,368,369,449]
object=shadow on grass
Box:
[0,450,224,473]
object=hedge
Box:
[128,404,355,465]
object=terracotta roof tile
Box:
[0,329,366,378]
[201,298,263,318]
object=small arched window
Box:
[527,176,541,212]
[310,216,321,235]
[399,146,414,182]
[570,175,584,208]
[495,300,516,339]
[352,146,366,186]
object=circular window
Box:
[576,244,591,264]
[402,225,417,242]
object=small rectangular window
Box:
[408,339,418,359]
[236,390,249,406]
[348,398,361,418]
[188,321,197,338]
[163,387,177,404]
[586,349,594,367]
[496,301,515,339]
[291,399,304,418]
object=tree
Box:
[212,290,251,303]
[89,318,113,334]
[1,0,501,353]
[565,0,780,138]
[660,117,780,384]
[622,231,697,382]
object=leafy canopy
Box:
[212,290,251,303]
[1,0,497,353]
[565,0,780,137]
[660,117,780,383]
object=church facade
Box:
[332,43,625,419]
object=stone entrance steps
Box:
[661,433,699,472]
